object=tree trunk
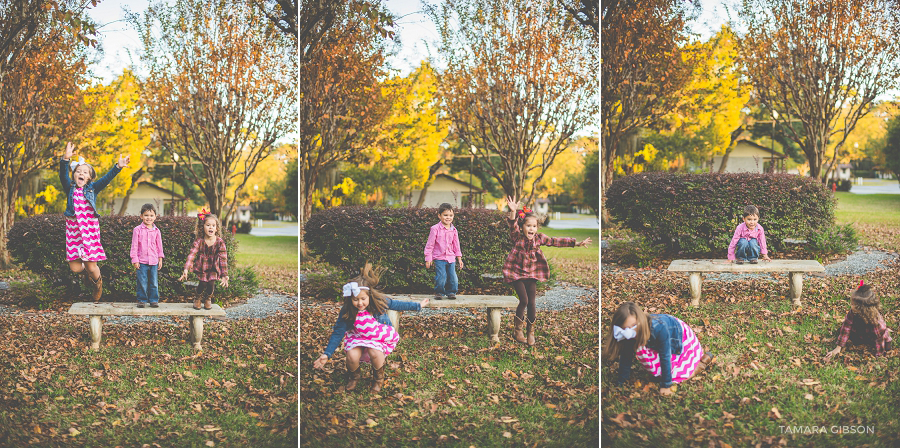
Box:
[117,169,144,216]
[718,126,744,173]
[415,160,443,208]
[299,166,309,261]
[0,190,14,268]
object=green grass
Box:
[301,299,599,446]
[834,193,900,226]
[540,228,598,286]
[233,235,298,269]
[233,235,297,293]
[0,310,298,445]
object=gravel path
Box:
[298,282,596,318]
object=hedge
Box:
[605,173,836,255]
[304,206,513,294]
[8,215,258,301]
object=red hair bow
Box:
[518,206,531,219]
[198,208,209,221]
[859,280,864,288]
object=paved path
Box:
[546,213,598,229]
[249,221,298,236]
[850,183,900,194]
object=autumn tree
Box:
[430,0,596,206]
[132,0,296,226]
[881,114,900,183]
[736,0,900,181]
[0,26,93,267]
[299,0,393,64]
[343,62,448,205]
[76,70,154,215]
[253,0,297,39]
[600,0,696,216]
[298,0,395,258]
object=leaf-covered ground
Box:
[299,252,600,446]
[601,254,900,447]
[0,307,298,446]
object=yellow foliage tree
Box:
[76,69,154,214]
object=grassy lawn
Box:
[233,234,297,293]
[301,297,599,446]
[542,228,599,287]
[834,193,900,250]
[0,309,298,446]
[601,193,900,447]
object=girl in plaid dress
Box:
[313,263,429,393]
[59,142,129,302]
[179,212,229,310]
[824,282,893,361]
[503,197,592,346]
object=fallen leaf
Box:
[804,394,813,400]
[502,431,512,438]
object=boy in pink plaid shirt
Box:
[424,203,464,300]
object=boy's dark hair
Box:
[438,203,454,214]
[140,203,157,215]
[743,205,760,218]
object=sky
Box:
[85,0,152,84]
[383,0,440,75]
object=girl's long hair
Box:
[602,302,652,361]
[850,284,882,325]
[195,214,223,240]
[341,262,390,323]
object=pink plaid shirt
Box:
[184,237,228,282]
[424,222,462,263]
[727,222,768,260]
[130,224,164,265]
[837,311,893,356]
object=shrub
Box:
[237,222,252,234]
[304,206,512,292]
[8,215,257,301]
[806,223,858,255]
[826,179,852,192]
[606,173,835,256]
[603,235,664,267]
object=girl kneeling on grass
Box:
[824,282,893,362]
[603,302,713,396]
[313,263,429,393]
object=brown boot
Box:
[338,366,362,392]
[513,315,527,343]
[192,296,202,310]
[87,273,103,303]
[204,297,213,310]
[526,317,536,346]
[371,364,385,393]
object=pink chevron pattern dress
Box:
[344,310,399,361]
[65,188,107,262]
[635,317,704,384]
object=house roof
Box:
[137,181,187,200]
[736,139,787,159]
[433,174,486,193]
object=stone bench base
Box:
[668,259,825,307]
[68,302,226,351]
[385,294,518,343]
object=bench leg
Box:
[689,272,702,306]
[89,315,102,351]
[486,308,501,343]
[387,310,400,333]
[789,272,803,306]
[190,316,204,351]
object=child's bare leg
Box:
[68,260,85,274]
[367,348,385,369]
[83,261,100,281]
[345,347,362,371]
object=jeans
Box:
[433,260,458,295]
[735,238,760,261]
[136,263,159,303]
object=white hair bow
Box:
[342,282,370,297]
[613,325,637,341]
[69,156,86,170]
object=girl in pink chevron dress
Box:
[59,142,129,302]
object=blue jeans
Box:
[735,238,760,261]
[433,260,458,295]
[136,263,159,303]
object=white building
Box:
[710,140,786,174]
[404,174,486,208]
[108,181,187,216]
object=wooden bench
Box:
[68,303,226,351]
[385,295,519,343]
[667,259,825,306]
